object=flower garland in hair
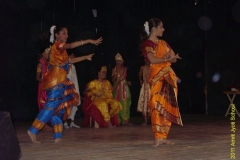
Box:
[50,25,56,43]
[144,21,150,36]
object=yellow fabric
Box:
[42,66,67,90]
[48,42,68,66]
[148,40,171,83]
[42,42,69,90]
[151,109,171,139]
[53,124,63,133]
[144,40,182,138]
[32,119,46,130]
[86,79,122,122]
[87,80,113,100]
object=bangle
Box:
[81,40,83,46]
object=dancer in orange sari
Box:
[141,18,183,146]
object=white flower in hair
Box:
[144,21,150,36]
[50,25,56,43]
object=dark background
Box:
[1,0,240,121]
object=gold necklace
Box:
[149,38,158,43]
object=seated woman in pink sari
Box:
[36,47,50,111]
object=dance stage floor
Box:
[15,115,239,160]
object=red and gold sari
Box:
[37,58,48,111]
[142,39,183,139]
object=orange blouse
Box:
[42,42,69,90]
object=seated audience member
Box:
[82,66,122,128]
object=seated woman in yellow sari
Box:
[83,66,122,128]
[141,18,183,146]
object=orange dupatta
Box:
[148,40,183,126]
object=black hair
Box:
[51,26,67,43]
[33,25,66,44]
[140,18,162,41]
[54,26,66,36]
[139,18,162,53]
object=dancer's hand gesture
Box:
[90,37,103,45]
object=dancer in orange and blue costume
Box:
[28,25,103,143]
[141,18,183,146]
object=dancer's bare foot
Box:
[151,138,162,147]
[152,138,174,146]
[162,139,174,145]
[27,130,41,144]
[54,138,61,143]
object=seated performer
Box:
[82,66,122,128]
